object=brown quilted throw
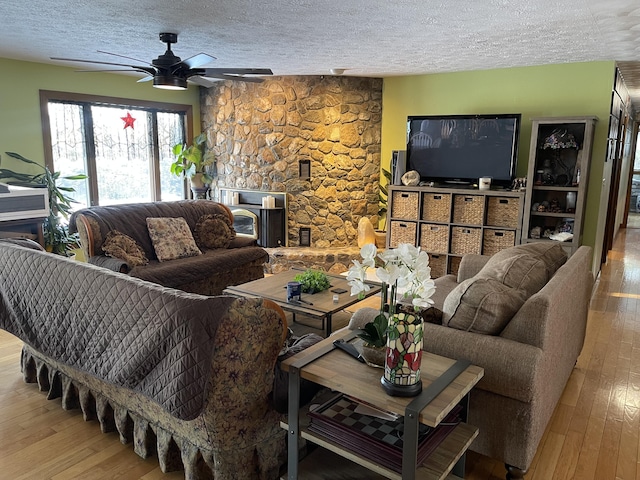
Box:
[0,242,234,421]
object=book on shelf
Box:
[307,393,461,473]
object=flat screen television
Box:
[406,113,521,188]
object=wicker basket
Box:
[422,193,451,223]
[450,226,482,255]
[482,229,516,256]
[391,191,419,219]
[389,221,417,248]
[449,256,462,277]
[427,253,447,279]
[486,197,520,228]
[453,195,485,225]
[419,223,449,254]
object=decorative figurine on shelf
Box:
[541,158,555,185]
[530,226,542,239]
[549,198,562,213]
[510,177,527,191]
[566,191,577,213]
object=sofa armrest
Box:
[423,323,543,404]
[75,213,98,258]
[202,297,287,448]
[88,255,130,273]
[457,254,490,282]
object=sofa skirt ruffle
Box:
[20,346,286,480]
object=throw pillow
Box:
[476,253,548,298]
[146,217,201,262]
[443,277,528,335]
[482,242,567,280]
[101,230,149,267]
[194,213,236,249]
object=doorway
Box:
[626,125,640,228]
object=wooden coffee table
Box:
[223,269,381,337]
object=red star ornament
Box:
[121,112,136,129]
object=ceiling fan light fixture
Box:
[153,74,187,90]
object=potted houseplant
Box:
[170,133,215,198]
[0,152,87,255]
[293,269,331,294]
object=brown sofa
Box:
[0,240,287,479]
[423,242,593,479]
[69,199,268,295]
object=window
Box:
[40,91,194,208]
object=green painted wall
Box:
[381,61,615,250]
[0,57,201,173]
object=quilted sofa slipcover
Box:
[69,199,268,296]
[0,241,287,479]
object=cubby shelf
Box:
[386,185,525,277]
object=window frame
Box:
[39,90,194,206]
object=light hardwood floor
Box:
[0,229,639,479]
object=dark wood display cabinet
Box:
[522,117,597,256]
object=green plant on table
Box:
[293,269,331,294]
[0,152,87,255]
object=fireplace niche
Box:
[219,188,286,248]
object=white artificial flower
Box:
[349,242,435,312]
[360,243,377,265]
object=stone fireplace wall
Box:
[200,76,383,248]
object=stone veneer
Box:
[201,76,382,248]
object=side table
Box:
[281,329,484,479]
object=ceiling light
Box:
[153,74,187,90]
[330,68,345,75]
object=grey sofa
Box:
[69,199,268,296]
[424,242,593,479]
[0,240,287,479]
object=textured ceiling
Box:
[2,0,640,109]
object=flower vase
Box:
[381,311,423,397]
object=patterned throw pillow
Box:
[194,214,236,250]
[101,230,149,267]
[146,217,201,262]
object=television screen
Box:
[406,114,521,187]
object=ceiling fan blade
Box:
[51,57,156,76]
[76,69,139,73]
[199,73,266,83]
[137,75,154,83]
[180,53,217,69]
[96,50,152,66]
[188,76,219,87]
[202,68,273,76]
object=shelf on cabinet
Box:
[530,211,576,218]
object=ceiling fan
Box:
[51,32,273,90]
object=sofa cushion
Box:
[443,278,528,335]
[131,246,268,288]
[481,241,567,280]
[194,213,236,249]
[146,217,202,262]
[102,230,149,267]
